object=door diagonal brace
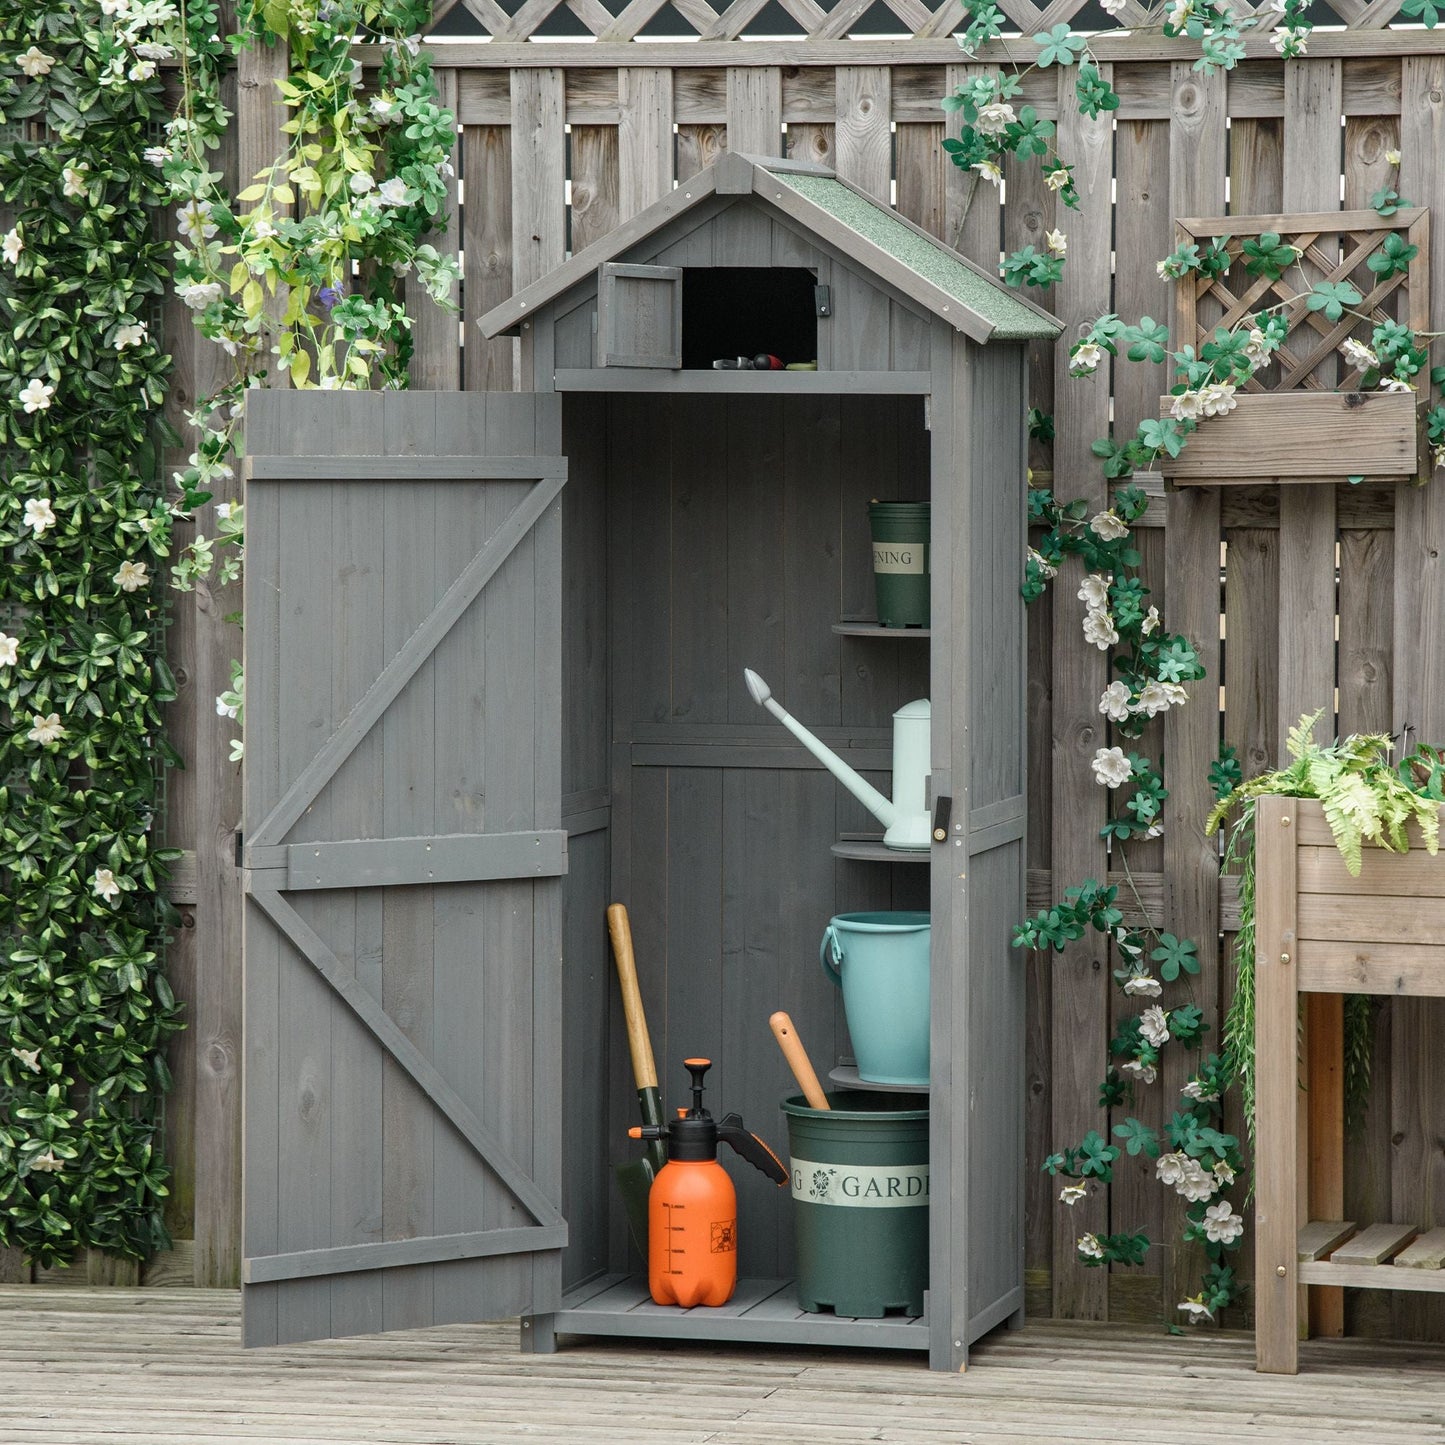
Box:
[249,884,563,1230]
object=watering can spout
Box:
[741,669,900,831]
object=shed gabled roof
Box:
[477,151,1061,345]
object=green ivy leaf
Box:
[1306,280,1363,323]
[1031,24,1089,67]
[1151,933,1200,982]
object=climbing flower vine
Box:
[157,0,459,755]
[0,0,184,1267]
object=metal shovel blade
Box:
[615,1156,656,1260]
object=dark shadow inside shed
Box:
[679,267,818,369]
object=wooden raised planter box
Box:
[1159,390,1420,483]
[1253,796,1445,1374]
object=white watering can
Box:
[742,669,931,851]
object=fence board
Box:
[834,66,891,204]
[1163,60,1226,1323]
[1282,57,1348,1341]
[1046,60,1114,1323]
[618,69,674,217]
[463,126,515,392]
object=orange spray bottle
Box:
[629,1058,788,1307]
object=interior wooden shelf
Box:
[832,621,931,638]
[831,835,930,863]
[550,1273,928,1350]
[828,1064,930,1095]
[553,368,932,395]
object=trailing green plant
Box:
[0,0,184,1266]
[157,0,459,755]
[1212,713,1443,1140]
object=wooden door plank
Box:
[248,470,566,848]
[248,887,564,1231]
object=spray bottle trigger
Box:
[717,1113,789,1187]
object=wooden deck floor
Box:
[4,1287,1445,1444]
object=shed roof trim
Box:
[477,153,1061,344]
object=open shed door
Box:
[240,392,567,1345]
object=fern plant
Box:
[1212,712,1442,1144]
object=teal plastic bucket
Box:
[820,911,930,1087]
[783,1090,929,1317]
[868,501,930,628]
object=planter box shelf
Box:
[832,622,931,638]
[1254,797,1445,1373]
[831,834,930,863]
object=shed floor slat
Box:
[4,1287,1445,1443]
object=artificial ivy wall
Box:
[0,3,181,1267]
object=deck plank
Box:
[5,1288,1445,1442]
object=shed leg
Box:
[520,1314,557,1354]
[1005,1303,1025,1330]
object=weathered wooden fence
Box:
[22,4,1444,1339]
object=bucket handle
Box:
[820,924,844,986]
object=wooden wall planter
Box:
[1253,797,1445,1374]
[1160,390,1420,483]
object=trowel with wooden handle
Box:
[607,903,667,1258]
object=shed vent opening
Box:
[681,267,818,369]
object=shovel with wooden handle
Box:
[608,903,667,1258]
[769,1011,831,1111]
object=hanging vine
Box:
[0,0,184,1267]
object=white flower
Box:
[369,94,399,122]
[1170,389,1204,422]
[1177,1159,1218,1203]
[177,280,222,310]
[1071,340,1103,374]
[1123,974,1163,998]
[1161,682,1188,707]
[1202,1199,1244,1244]
[29,1149,64,1173]
[1243,327,1271,369]
[1199,381,1239,417]
[974,100,1015,136]
[1381,376,1415,393]
[1083,610,1118,650]
[1177,1297,1214,1323]
[129,60,157,82]
[1156,1152,1188,1187]
[1100,0,1126,12]
[1089,509,1129,542]
[1212,1160,1235,1185]
[1341,338,1379,370]
[1386,148,1402,166]
[1120,1058,1157,1085]
[100,0,131,13]
[2,226,22,264]
[92,867,122,902]
[349,170,376,195]
[133,42,174,60]
[19,378,54,414]
[1145,820,1164,839]
[1099,680,1133,722]
[0,631,17,668]
[1028,547,1057,580]
[1166,0,1192,27]
[114,322,147,350]
[1077,1233,1105,1260]
[1139,1005,1171,1047]
[176,199,218,243]
[27,712,66,745]
[1060,1183,1088,1205]
[23,498,56,534]
[1133,680,1174,718]
[113,560,149,592]
[216,501,236,523]
[216,693,240,720]
[972,159,1003,186]
[1141,605,1160,636]
[62,165,88,198]
[1077,573,1110,610]
[1045,228,1067,257]
[1092,746,1133,788]
[1114,926,1142,958]
[1156,259,1172,280]
[1182,1078,1220,1103]
[350,59,364,88]
[972,101,1014,140]
[250,217,277,240]
[377,177,410,207]
[1045,167,1070,191]
[18,47,56,78]
[10,1046,40,1073]
[143,144,170,167]
[399,32,422,55]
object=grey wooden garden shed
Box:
[239,152,1059,1371]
